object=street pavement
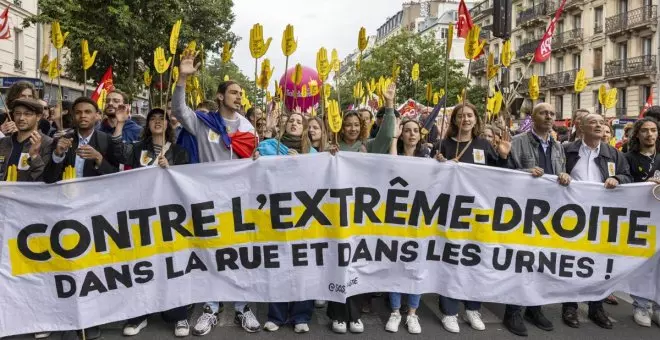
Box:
[7,292,660,340]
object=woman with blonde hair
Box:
[308,116,328,152]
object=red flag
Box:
[534,0,567,63]
[91,66,114,109]
[457,0,473,38]
[0,5,11,40]
[641,93,654,116]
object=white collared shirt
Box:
[571,141,602,182]
[52,130,96,178]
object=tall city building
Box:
[471,0,658,120]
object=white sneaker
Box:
[174,320,190,337]
[294,323,310,333]
[441,314,460,333]
[193,307,218,336]
[332,320,347,333]
[123,319,148,336]
[315,300,327,308]
[634,308,652,327]
[235,306,261,332]
[406,314,422,334]
[34,333,51,339]
[263,321,279,332]
[349,319,364,333]
[385,312,402,332]
[464,310,486,331]
[653,310,660,326]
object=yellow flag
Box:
[598,85,607,106]
[358,27,368,52]
[411,63,420,82]
[529,75,539,101]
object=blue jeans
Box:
[439,295,481,316]
[268,301,314,325]
[390,293,421,310]
[205,302,244,314]
[632,295,659,310]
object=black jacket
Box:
[111,137,189,168]
[564,140,632,184]
[0,132,54,182]
[44,130,119,183]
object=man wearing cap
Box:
[0,98,54,182]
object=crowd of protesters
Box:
[1,50,659,340]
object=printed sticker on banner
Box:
[208,129,220,144]
[139,150,153,166]
[473,149,485,164]
[17,153,30,171]
[608,162,616,177]
[0,156,5,165]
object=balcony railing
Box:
[13,59,23,70]
[544,69,578,88]
[517,3,548,25]
[552,28,583,50]
[470,58,486,74]
[469,0,492,18]
[516,39,541,59]
[547,0,585,13]
[606,6,657,34]
[605,55,657,79]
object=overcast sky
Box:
[231,0,407,82]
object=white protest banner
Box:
[0,152,658,336]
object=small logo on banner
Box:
[473,149,485,164]
[17,153,30,171]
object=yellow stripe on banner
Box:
[7,203,656,276]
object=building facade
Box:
[471,0,659,119]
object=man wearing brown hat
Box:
[0,98,54,182]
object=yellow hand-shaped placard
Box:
[81,39,97,70]
[250,23,272,59]
[154,47,172,74]
[169,19,182,55]
[50,21,69,49]
[281,24,297,57]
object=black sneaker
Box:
[504,311,528,337]
[524,307,554,331]
[589,306,613,329]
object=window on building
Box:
[617,88,627,116]
[516,68,522,80]
[641,85,652,108]
[13,28,23,70]
[556,57,564,72]
[593,48,603,76]
[619,0,628,13]
[594,7,603,33]
[573,93,581,110]
[555,95,563,116]
[643,38,652,56]
[593,90,603,114]
[540,62,546,76]
[515,35,522,48]
[441,28,448,39]
[573,15,581,30]
[573,54,581,70]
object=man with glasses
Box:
[503,102,571,336]
[0,98,53,182]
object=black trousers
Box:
[327,294,368,323]
[504,305,542,315]
[562,301,603,313]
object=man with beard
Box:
[624,117,660,327]
[174,48,259,335]
[98,90,142,143]
[561,112,632,330]
[0,98,53,182]
[504,102,571,336]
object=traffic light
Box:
[493,0,512,39]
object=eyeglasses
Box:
[12,110,37,117]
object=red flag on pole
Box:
[456,0,473,38]
[641,93,654,117]
[0,5,11,40]
[91,66,114,108]
[534,0,568,63]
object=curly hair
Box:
[628,117,660,153]
[339,110,369,144]
[6,81,37,107]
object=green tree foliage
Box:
[26,0,238,98]
[200,56,263,105]
[337,31,484,113]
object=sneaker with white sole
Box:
[235,306,261,332]
[193,306,218,336]
[653,310,660,326]
[123,318,148,336]
[441,314,460,333]
[349,319,364,333]
[263,321,279,332]
[634,308,652,327]
[332,320,347,333]
[174,320,190,337]
[406,314,422,334]
[464,310,486,331]
[315,300,327,308]
[385,312,402,332]
[294,323,310,333]
[34,332,51,339]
